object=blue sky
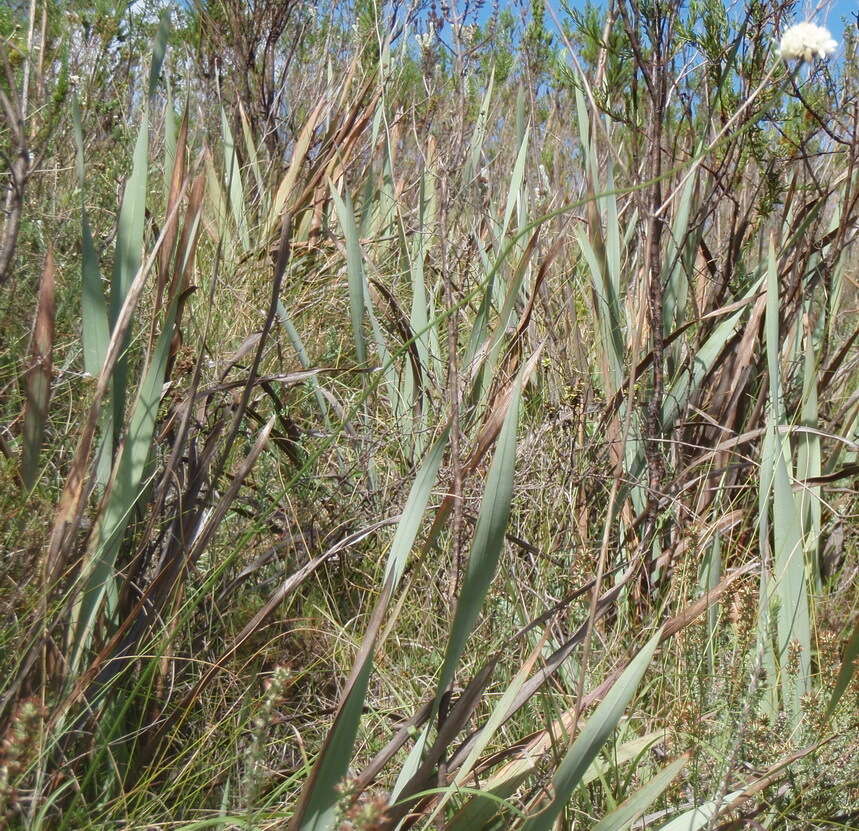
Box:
[819,0,857,44]
[467,1,856,59]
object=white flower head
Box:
[778,22,837,63]
[415,32,433,53]
[461,25,477,45]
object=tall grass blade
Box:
[268,97,326,234]
[390,724,430,802]
[364,276,403,427]
[404,215,432,454]
[163,81,177,203]
[437,375,522,699]
[592,756,687,831]
[107,19,167,438]
[329,180,367,364]
[414,159,441,384]
[157,109,188,310]
[757,406,778,716]
[21,248,55,489]
[445,774,528,830]
[662,171,696,336]
[221,107,249,250]
[238,101,265,207]
[290,435,447,831]
[72,98,112,488]
[205,150,235,252]
[797,327,821,591]
[601,159,622,317]
[702,524,722,674]
[72,99,109,379]
[575,226,624,394]
[110,112,149,439]
[656,790,744,831]
[466,67,494,181]
[69,302,178,673]
[449,728,665,830]
[146,13,169,100]
[425,636,543,826]
[772,449,811,714]
[764,238,810,718]
[500,126,529,243]
[660,285,758,432]
[276,300,331,428]
[519,630,662,831]
[825,616,859,721]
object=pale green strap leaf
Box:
[146,12,170,100]
[500,126,529,242]
[445,773,529,831]
[519,629,662,831]
[110,124,149,303]
[222,107,249,250]
[436,376,522,699]
[69,303,178,672]
[329,180,367,364]
[238,101,265,208]
[71,98,109,380]
[163,79,177,202]
[764,237,810,717]
[575,226,624,394]
[660,297,752,432]
[825,615,859,721]
[450,730,665,830]
[466,67,494,180]
[363,274,402,424]
[796,326,821,592]
[384,433,447,588]
[662,168,697,334]
[292,435,447,831]
[602,159,621,305]
[110,113,149,436]
[772,446,811,712]
[275,300,331,429]
[391,724,430,802]
[592,756,687,831]
[656,790,743,831]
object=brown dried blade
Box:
[155,108,189,313]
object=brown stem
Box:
[644,57,666,520]
[0,146,29,284]
[0,50,29,286]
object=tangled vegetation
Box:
[1,1,857,828]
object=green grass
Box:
[1,1,857,829]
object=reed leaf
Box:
[656,790,744,831]
[592,755,687,831]
[437,375,522,699]
[69,301,178,674]
[329,180,367,365]
[221,107,249,250]
[518,629,662,831]
[290,434,447,831]
[71,98,109,380]
[21,248,55,489]
[764,238,811,718]
[466,67,494,181]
